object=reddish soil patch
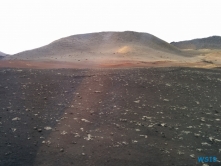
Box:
[0,60,218,69]
[0,60,97,69]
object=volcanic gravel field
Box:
[0,67,221,166]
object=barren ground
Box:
[0,66,221,166]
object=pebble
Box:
[44,126,52,130]
[81,119,90,123]
[12,117,21,121]
[201,142,211,146]
[190,154,195,158]
[61,131,67,135]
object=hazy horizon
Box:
[1,0,220,54]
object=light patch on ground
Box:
[117,46,131,54]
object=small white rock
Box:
[44,126,52,130]
[81,119,90,123]
[202,164,209,166]
[61,131,67,135]
[11,128,16,132]
[194,133,201,137]
[214,139,221,143]
[190,154,195,158]
[196,148,203,152]
[12,117,21,121]
[201,142,211,146]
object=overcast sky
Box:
[0,0,220,54]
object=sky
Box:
[0,0,221,54]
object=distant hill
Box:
[0,51,8,56]
[0,51,8,59]
[171,36,221,49]
[4,31,188,62]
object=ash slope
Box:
[4,31,190,62]
[171,36,221,49]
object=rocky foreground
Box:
[0,67,221,166]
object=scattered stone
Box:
[122,141,128,145]
[190,154,195,158]
[160,123,167,127]
[120,119,127,122]
[61,131,67,135]
[202,164,209,166]
[196,148,203,152]
[11,128,16,132]
[194,133,201,137]
[84,134,92,141]
[200,118,205,122]
[209,137,214,142]
[38,129,42,132]
[132,140,138,143]
[166,83,171,86]
[81,119,90,123]
[134,100,140,103]
[177,150,184,155]
[201,142,211,146]
[140,135,148,138]
[60,148,64,152]
[214,139,221,143]
[142,116,152,120]
[75,133,80,137]
[12,117,21,121]
[44,126,52,130]
[181,131,191,134]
